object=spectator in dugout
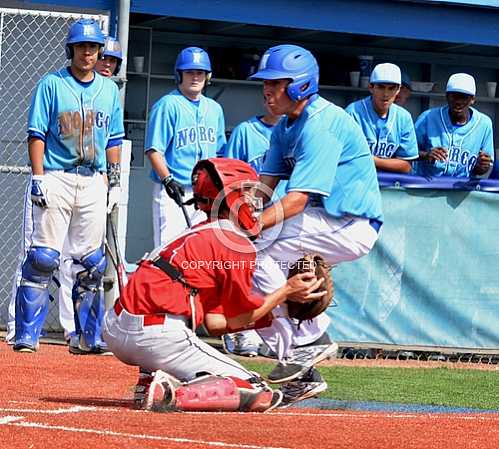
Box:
[346,63,419,174]
[413,73,494,178]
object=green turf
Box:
[240,359,499,410]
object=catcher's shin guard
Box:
[14,247,60,351]
[145,371,282,412]
[72,248,107,351]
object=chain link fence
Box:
[0,7,108,336]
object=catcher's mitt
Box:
[286,253,334,321]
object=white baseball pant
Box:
[253,206,380,360]
[103,305,255,381]
[152,183,205,247]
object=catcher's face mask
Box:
[225,181,262,238]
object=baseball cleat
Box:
[279,368,328,407]
[13,343,38,353]
[266,340,338,383]
[223,332,260,357]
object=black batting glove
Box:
[162,175,185,207]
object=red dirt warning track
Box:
[1,343,498,449]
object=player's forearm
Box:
[28,138,45,175]
[258,174,279,204]
[146,149,170,180]
[260,191,308,230]
[106,145,121,165]
[227,284,290,329]
[374,156,412,174]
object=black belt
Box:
[64,166,96,176]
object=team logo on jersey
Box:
[446,146,477,175]
[95,111,111,132]
[176,126,216,149]
[58,110,110,136]
[369,141,396,158]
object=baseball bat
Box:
[107,213,127,297]
[180,201,192,228]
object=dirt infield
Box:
[1,342,498,449]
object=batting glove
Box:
[162,175,185,207]
[31,174,49,208]
[107,185,121,214]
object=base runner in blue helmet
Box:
[248,44,383,406]
[145,46,226,247]
[13,18,124,355]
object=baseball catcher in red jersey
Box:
[103,158,325,412]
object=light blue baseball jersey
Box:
[145,89,226,186]
[414,106,494,177]
[261,95,383,221]
[224,115,287,199]
[345,97,418,160]
[28,68,124,172]
[224,116,274,172]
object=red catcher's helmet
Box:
[190,158,261,236]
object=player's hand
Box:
[31,174,49,208]
[162,175,185,207]
[428,147,448,162]
[473,151,493,176]
[107,185,121,214]
[285,272,327,302]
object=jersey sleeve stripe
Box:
[287,187,330,196]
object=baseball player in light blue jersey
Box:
[225,102,280,173]
[7,36,126,350]
[346,63,418,173]
[414,73,493,178]
[145,47,226,247]
[13,19,124,354]
[249,44,383,406]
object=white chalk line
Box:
[1,419,291,449]
[0,416,24,424]
[0,405,119,415]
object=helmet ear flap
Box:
[65,44,73,60]
[113,60,122,76]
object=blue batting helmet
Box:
[65,18,106,59]
[174,47,212,83]
[249,45,319,101]
[102,37,123,75]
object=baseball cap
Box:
[370,63,401,85]
[446,73,476,96]
[401,71,412,90]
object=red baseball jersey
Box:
[119,220,264,326]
